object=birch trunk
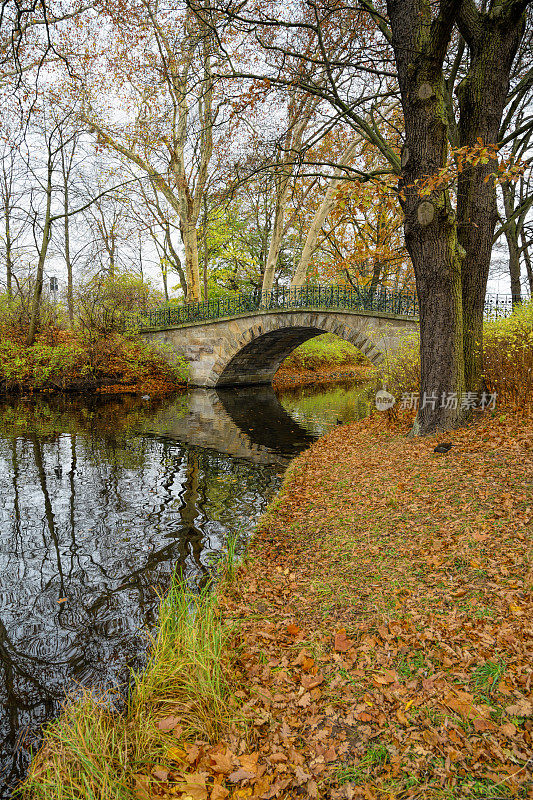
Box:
[291,140,359,288]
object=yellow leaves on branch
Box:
[408,139,527,199]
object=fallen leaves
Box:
[118,408,533,800]
[334,628,354,652]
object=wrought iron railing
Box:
[135,285,519,330]
[483,294,515,318]
[137,286,419,329]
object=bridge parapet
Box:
[138,285,419,330]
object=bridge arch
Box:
[210,313,386,387]
[143,308,418,387]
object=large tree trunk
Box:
[388,0,465,435]
[456,2,527,391]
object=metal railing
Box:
[136,285,518,330]
[137,285,419,329]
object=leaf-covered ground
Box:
[150,409,532,800]
[26,407,531,800]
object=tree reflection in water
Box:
[0,395,284,795]
[0,384,370,795]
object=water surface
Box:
[0,382,372,795]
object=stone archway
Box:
[211,313,386,387]
[142,308,418,387]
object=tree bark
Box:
[27,156,54,346]
[521,228,533,296]
[456,0,527,391]
[4,198,13,300]
[62,152,74,324]
[262,94,319,292]
[388,0,465,435]
[501,181,522,305]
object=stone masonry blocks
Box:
[143,310,418,387]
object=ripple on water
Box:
[0,382,371,796]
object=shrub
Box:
[483,300,533,406]
[75,273,164,335]
[380,300,533,407]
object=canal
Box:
[0,382,372,795]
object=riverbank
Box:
[20,402,533,799]
[0,329,189,395]
[273,362,372,389]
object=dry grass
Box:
[18,580,235,800]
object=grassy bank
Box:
[274,333,372,388]
[20,581,237,799]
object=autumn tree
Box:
[192,0,532,434]
[63,0,236,302]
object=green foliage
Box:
[483,301,533,405]
[0,332,188,393]
[75,273,164,334]
[0,273,188,393]
[282,333,365,370]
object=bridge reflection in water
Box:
[0,384,371,795]
[146,386,317,466]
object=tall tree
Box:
[194,0,532,433]
[74,0,227,301]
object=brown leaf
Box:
[297,691,311,707]
[151,765,169,782]
[293,765,311,785]
[186,743,202,764]
[261,777,292,798]
[210,784,230,800]
[156,715,181,732]
[301,673,324,690]
[239,752,259,774]
[286,623,300,636]
[209,751,234,775]
[133,775,152,800]
[396,709,408,725]
[500,722,517,738]
[166,746,186,763]
[505,698,532,717]
[175,772,209,800]
[228,768,256,783]
[334,628,354,652]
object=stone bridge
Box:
[142,306,418,387]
